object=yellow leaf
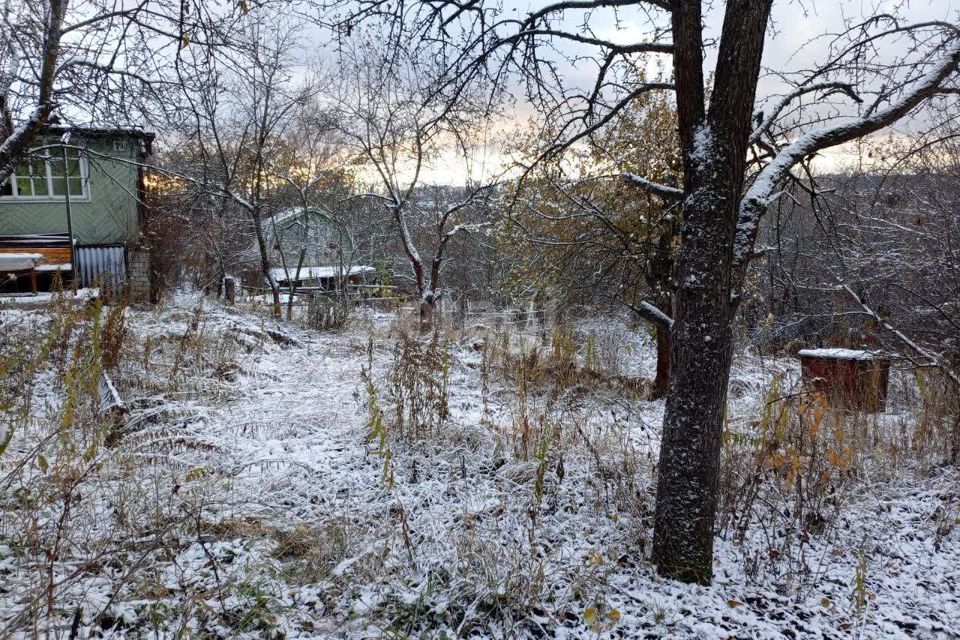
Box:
[608,609,621,621]
[583,607,598,624]
[180,34,191,49]
[820,597,831,608]
[83,441,98,462]
[37,454,48,473]
[185,466,209,482]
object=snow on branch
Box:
[749,82,863,146]
[623,299,673,329]
[0,106,51,182]
[841,284,960,390]
[443,221,493,239]
[733,40,960,269]
[621,172,684,200]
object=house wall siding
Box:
[267,209,355,267]
[0,138,140,245]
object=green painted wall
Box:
[0,136,141,245]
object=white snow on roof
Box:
[270,207,312,226]
[798,348,884,360]
[267,207,334,233]
[269,265,375,281]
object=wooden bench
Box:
[0,252,43,293]
[0,246,72,293]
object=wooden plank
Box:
[0,247,71,265]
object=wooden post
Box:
[224,277,236,305]
[62,145,77,290]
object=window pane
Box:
[49,152,84,197]
[49,157,65,179]
[27,158,46,196]
[14,161,32,194]
[16,176,32,196]
[52,157,81,178]
[6,151,86,198]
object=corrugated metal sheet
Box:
[76,245,125,288]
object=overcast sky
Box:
[301,1,960,183]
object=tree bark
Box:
[417,253,444,334]
[251,210,281,320]
[0,0,67,182]
[419,298,434,334]
[652,325,670,399]
[652,0,771,584]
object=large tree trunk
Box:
[0,0,67,182]
[419,298,434,334]
[651,0,771,584]
[651,153,738,583]
[419,256,442,334]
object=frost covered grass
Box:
[0,295,957,638]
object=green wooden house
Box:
[0,126,154,299]
[243,207,374,291]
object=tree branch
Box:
[733,39,960,272]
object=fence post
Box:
[457,296,468,330]
[224,277,236,305]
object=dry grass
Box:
[0,297,322,637]
[718,366,960,595]
[4,296,956,637]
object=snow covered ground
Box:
[1,295,958,638]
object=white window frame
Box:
[0,142,91,202]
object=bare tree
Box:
[0,0,242,180]
[169,11,318,319]
[333,36,499,332]
[267,105,363,321]
[325,1,960,582]
[504,88,681,396]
